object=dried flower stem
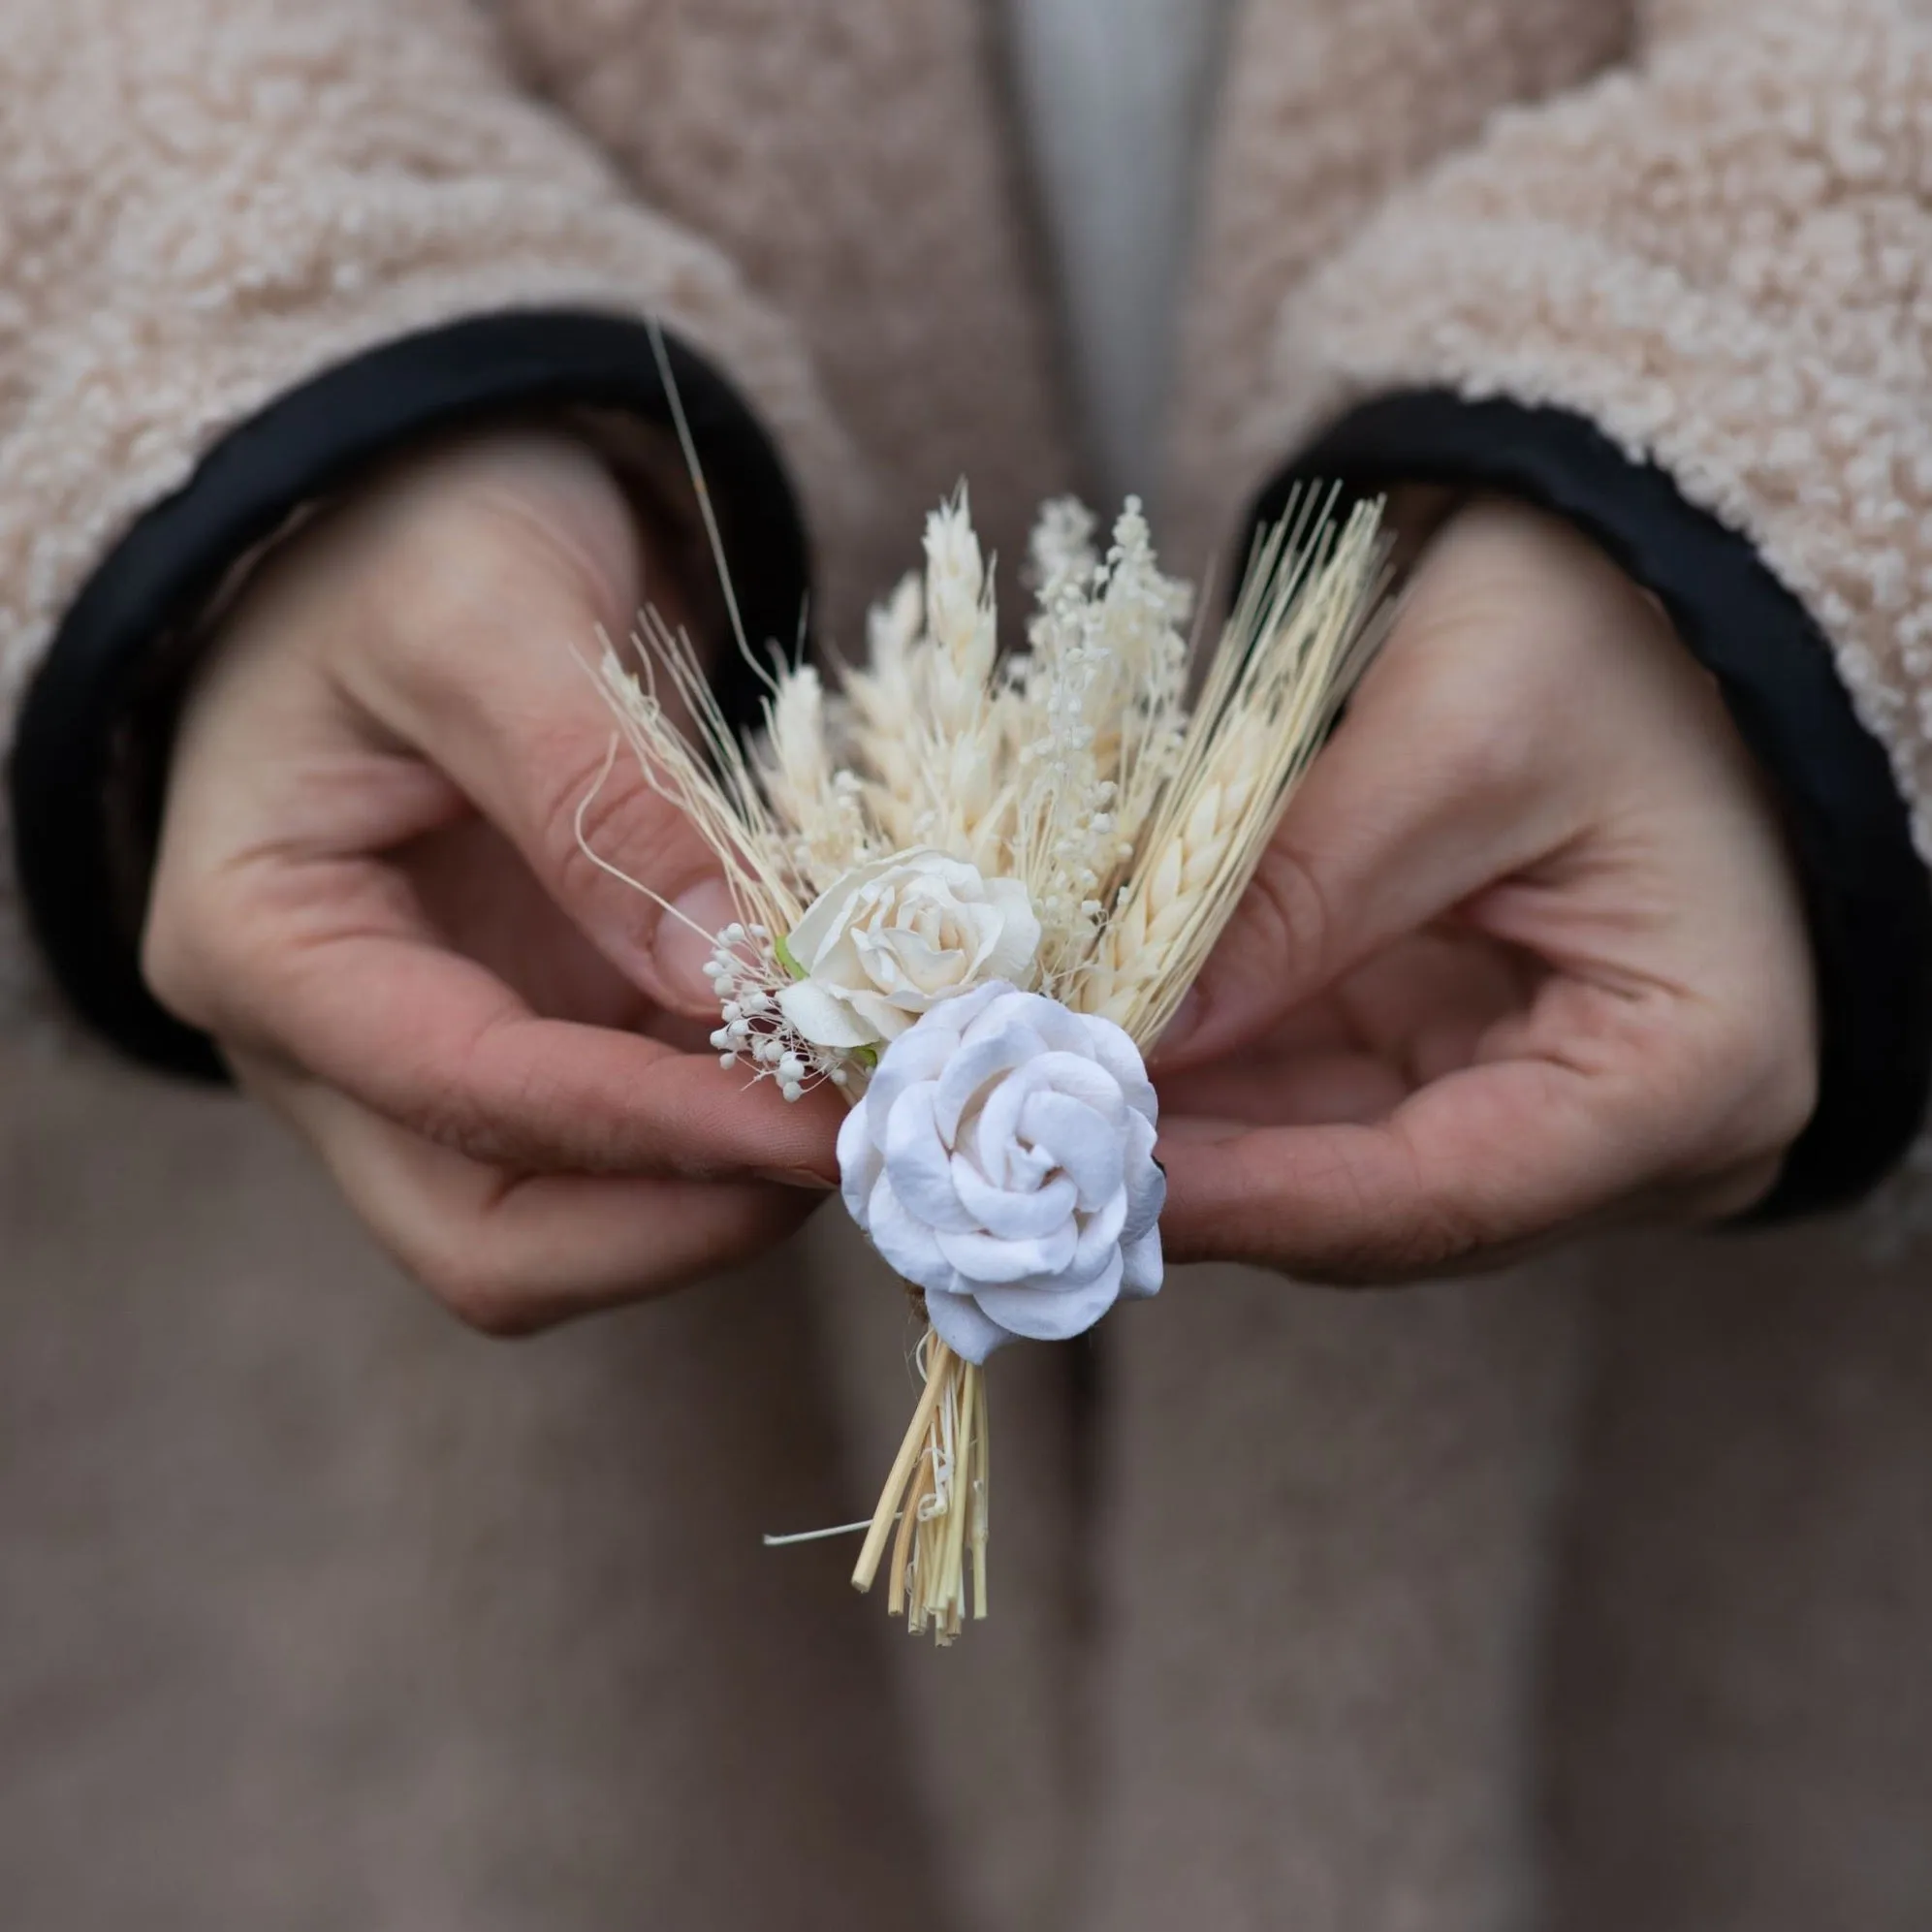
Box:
[851,1336,989,1642]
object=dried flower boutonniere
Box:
[592,443,1387,1640]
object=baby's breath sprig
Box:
[702,921,850,1101]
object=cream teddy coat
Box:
[7,4,1932,1928]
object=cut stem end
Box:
[851,1331,991,1644]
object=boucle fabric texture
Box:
[1180,0,1932,872]
[8,4,1932,1929]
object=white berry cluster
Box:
[702,921,850,1103]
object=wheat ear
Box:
[1076,491,1391,1044]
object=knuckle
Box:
[1440,701,1543,807]
[391,1008,614,1180]
[1764,1049,1821,1149]
[404,1229,556,1339]
[443,1284,557,1341]
[1386,619,1554,804]
[538,745,681,915]
[1697,1008,1820,1166]
[1349,1194,1483,1283]
[140,868,254,1033]
[402,1041,529,1172]
[139,894,204,1024]
[367,458,633,675]
[1358,1130,1497,1281]
[1289,1133,1489,1283]
[1245,841,1335,979]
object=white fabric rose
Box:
[777,850,1042,1051]
[837,982,1165,1363]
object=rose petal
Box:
[973,1251,1123,1341]
[924,1287,1012,1365]
[1067,1185,1128,1276]
[847,989,920,1040]
[866,1174,957,1294]
[915,853,986,896]
[785,866,871,966]
[1023,998,1093,1056]
[981,879,1044,981]
[862,928,965,998]
[883,1084,976,1231]
[958,1009,1052,1070]
[1119,1110,1165,1241]
[951,1156,1078,1238]
[1020,1090,1124,1209]
[864,1023,956,1124]
[976,1056,1047,1173]
[1030,1052,1126,1122]
[963,912,1023,985]
[849,926,911,995]
[777,977,877,1051]
[1077,1012,1158,1122]
[958,997,1046,1054]
[1120,1226,1163,1298]
[837,1104,883,1221]
[933,1027,1035,1142]
[934,1218,1080,1285]
[931,979,1010,1039]
[965,1105,1056,1191]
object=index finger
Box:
[1156,1051,1755,1282]
[198,852,843,1180]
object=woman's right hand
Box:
[143,430,840,1334]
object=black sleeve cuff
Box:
[1254,390,1932,1219]
[6,308,809,1082]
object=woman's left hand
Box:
[1152,496,1820,1281]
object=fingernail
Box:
[653,875,738,1010]
[1152,989,1203,1063]
[754,1166,839,1191]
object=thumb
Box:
[1155,606,1569,1069]
[333,430,738,1015]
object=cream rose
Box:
[836,982,1165,1363]
[776,851,1041,1051]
